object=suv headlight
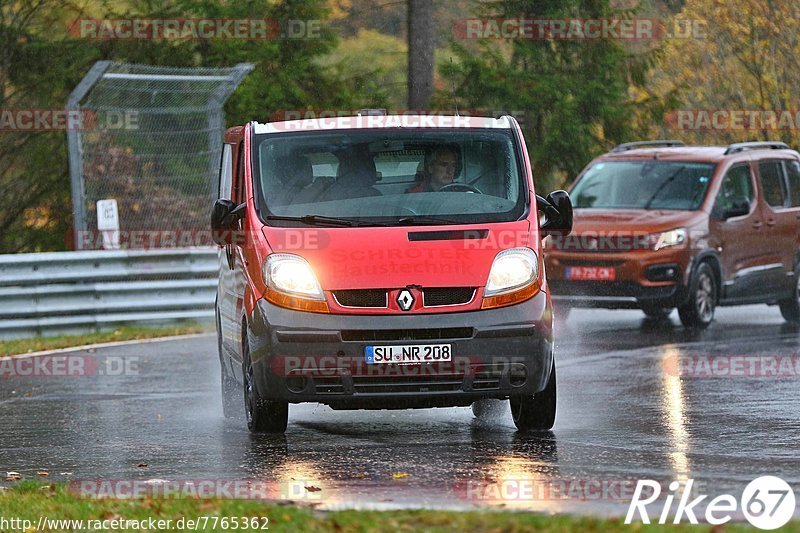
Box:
[482,247,541,309]
[652,228,687,251]
[262,254,328,312]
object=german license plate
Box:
[365,344,452,364]
[566,266,616,281]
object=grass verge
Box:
[0,324,211,357]
[0,482,791,532]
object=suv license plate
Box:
[566,266,616,281]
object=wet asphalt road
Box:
[1,306,799,518]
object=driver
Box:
[407,144,460,193]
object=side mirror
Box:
[211,199,246,245]
[721,197,750,220]
[538,190,573,238]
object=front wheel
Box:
[678,263,716,329]
[510,363,556,431]
[243,332,288,433]
[778,267,800,323]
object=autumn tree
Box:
[438,0,649,191]
[642,0,800,146]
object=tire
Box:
[471,398,505,419]
[242,330,288,433]
[510,363,556,431]
[678,262,717,329]
[641,304,672,320]
[778,266,800,323]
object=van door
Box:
[709,162,769,301]
[756,159,794,296]
[218,141,246,367]
[785,159,800,272]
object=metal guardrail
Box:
[0,249,218,339]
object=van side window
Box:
[785,160,800,208]
[758,160,788,208]
[218,144,233,200]
[232,142,244,204]
[713,164,754,217]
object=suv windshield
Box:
[253,129,526,226]
[571,160,716,210]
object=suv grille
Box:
[422,287,475,306]
[333,289,387,307]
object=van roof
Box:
[252,115,514,134]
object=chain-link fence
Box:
[68,61,253,250]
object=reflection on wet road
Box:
[1,306,798,516]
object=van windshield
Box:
[253,129,526,226]
[571,160,716,210]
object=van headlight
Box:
[262,254,328,312]
[482,247,541,309]
[652,228,687,251]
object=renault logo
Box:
[396,289,415,311]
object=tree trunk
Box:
[407,0,434,110]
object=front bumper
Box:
[247,291,554,409]
[545,249,692,309]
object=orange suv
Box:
[544,141,800,328]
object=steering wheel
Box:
[438,183,483,194]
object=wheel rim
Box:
[696,272,715,321]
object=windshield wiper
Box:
[266,214,385,227]
[643,167,686,209]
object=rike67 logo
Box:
[626,476,796,529]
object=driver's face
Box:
[429,150,458,190]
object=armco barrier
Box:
[0,248,218,339]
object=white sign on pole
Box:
[96,199,120,250]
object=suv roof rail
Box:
[611,140,686,152]
[724,141,790,155]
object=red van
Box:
[211,113,572,433]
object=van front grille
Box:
[333,289,387,308]
[422,287,475,306]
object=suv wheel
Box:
[678,263,716,329]
[641,304,672,320]
[778,266,800,323]
[510,363,556,431]
[243,332,288,433]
